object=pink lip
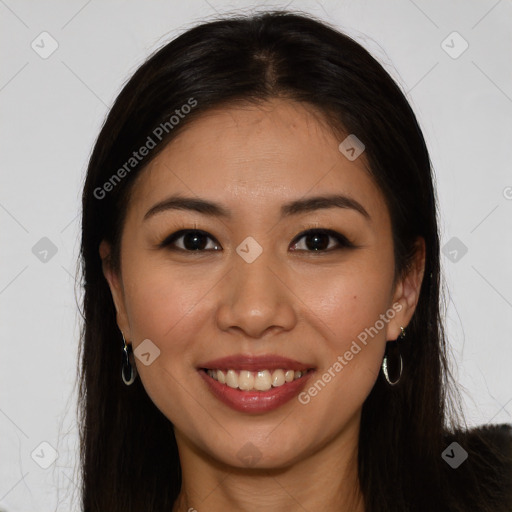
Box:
[198,354,314,372]
[198,368,315,414]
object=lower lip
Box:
[198,369,315,414]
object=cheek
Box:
[122,245,395,357]
[296,256,394,342]
[293,272,392,430]
[294,255,394,400]
[119,261,217,422]
[122,259,213,343]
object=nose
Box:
[215,249,297,339]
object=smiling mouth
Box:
[199,368,313,392]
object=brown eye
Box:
[159,228,354,254]
[290,229,354,252]
[159,230,221,252]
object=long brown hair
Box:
[78,10,511,511]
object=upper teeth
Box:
[206,369,307,391]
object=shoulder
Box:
[464,422,512,469]
[442,423,512,511]
[460,422,512,452]
[471,422,512,446]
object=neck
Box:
[172,416,365,512]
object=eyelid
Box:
[158,224,356,253]
[291,227,355,249]
[158,228,219,250]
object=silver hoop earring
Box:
[382,326,405,386]
[121,332,137,386]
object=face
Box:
[101,98,424,469]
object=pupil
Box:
[181,231,330,251]
[184,232,206,250]
[307,233,328,251]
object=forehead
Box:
[126,99,389,225]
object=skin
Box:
[100,98,425,512]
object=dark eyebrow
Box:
[143,194,371,221]
[281,194,370,220]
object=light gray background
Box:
[1,1,511,510]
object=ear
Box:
[386,237,426,341]
[99,240,131,339]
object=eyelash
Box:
[157,224,356,254]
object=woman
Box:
[78,10,512,512]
